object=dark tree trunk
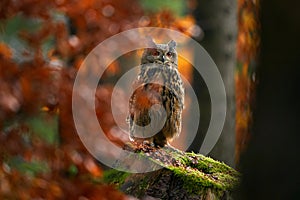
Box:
[238,0,300,199]
[189,0,237,167]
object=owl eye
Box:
[151,50,160,56]
[166,52,173,57]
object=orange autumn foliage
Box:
[0,0,197,199]
[235,0,260,164]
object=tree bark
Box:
[105,145,239,200]
[238,0,300,198]
[190,0,237,167]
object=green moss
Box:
[103,169,130,188]
[134,173,155,197]
[138,175,150,191]
[138,148,239,196]
[167,152,240,197]
[107,147,240,199]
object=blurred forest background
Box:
[0,0,299,199]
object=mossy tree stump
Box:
[104,145,239,200]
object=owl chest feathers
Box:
[136,63,184,108]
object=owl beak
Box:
[161,55,166,63]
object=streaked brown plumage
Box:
[128,39,184,147]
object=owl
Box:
[127,39,184,147]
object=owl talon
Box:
[150,142,155,147]
[142,140,149,145]
[141,140,154,147]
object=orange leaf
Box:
[0,42,12,60]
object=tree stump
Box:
[104,144,239,200]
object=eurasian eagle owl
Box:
[128,39,184,147]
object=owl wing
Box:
[128,83,164,139]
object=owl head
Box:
[141,38,178,66]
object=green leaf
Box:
[139,0,187,16]
[26,113,59,145]
[7,156,50,176]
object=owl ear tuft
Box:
[145,36,157,48]
[168,40,176,48]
